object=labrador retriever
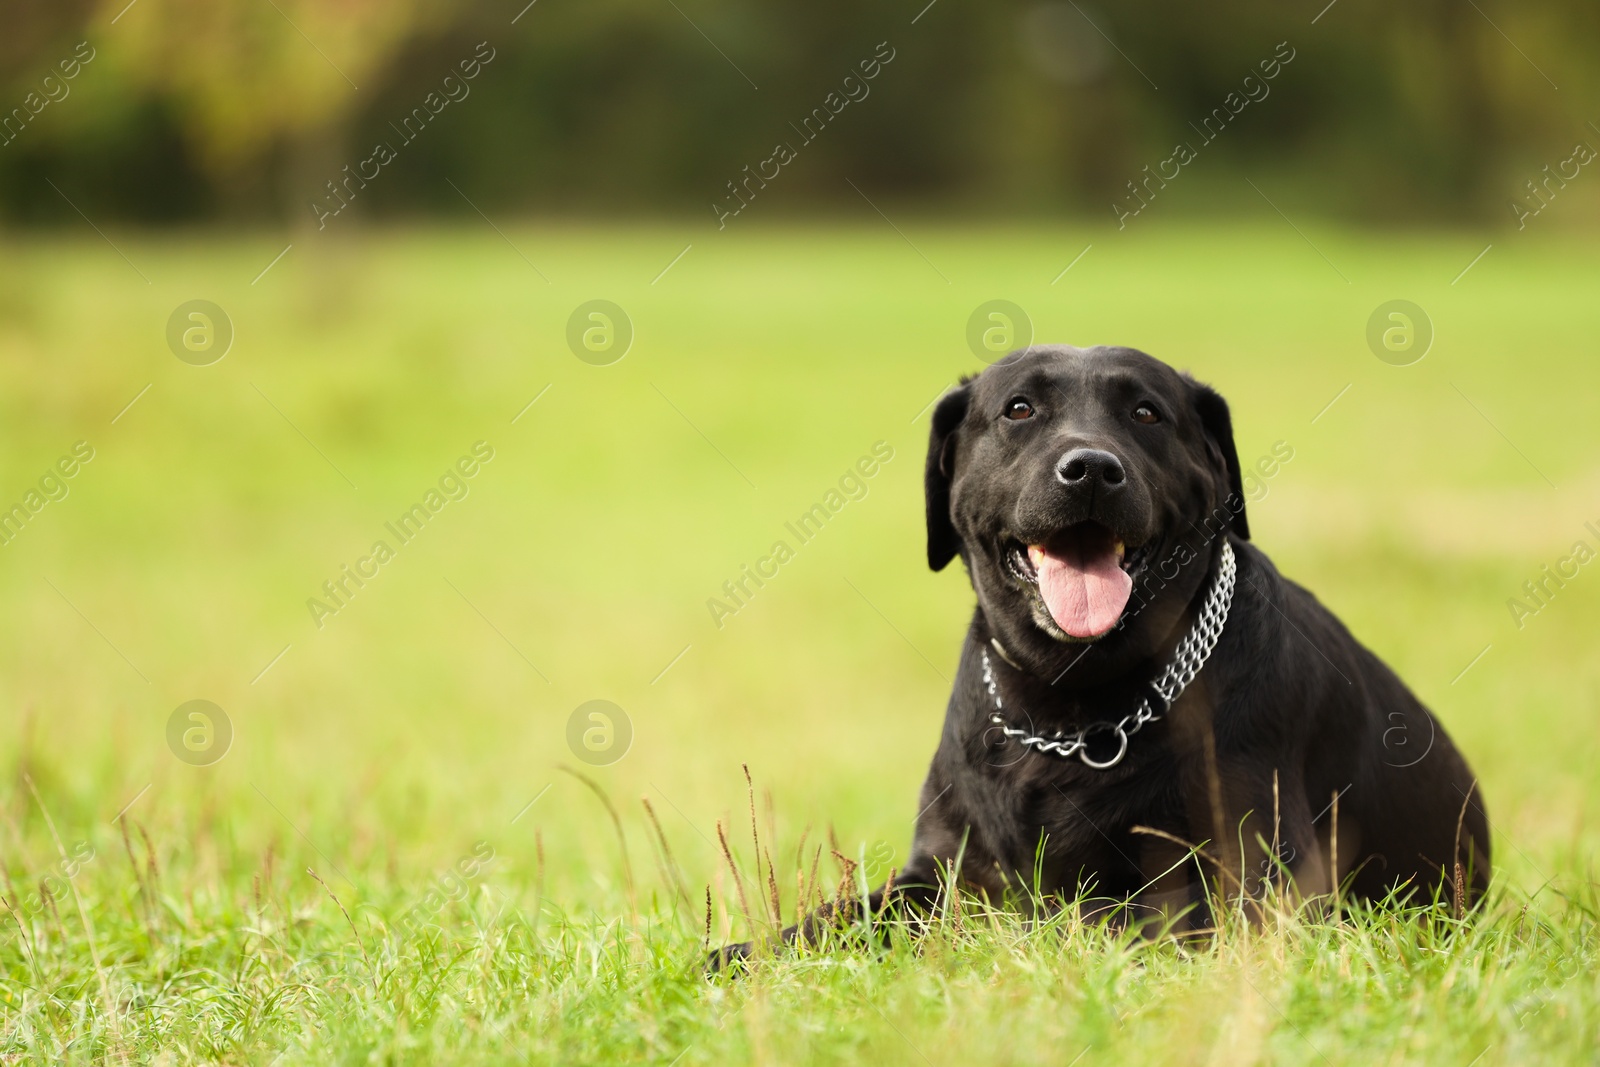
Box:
[712,344,1488,968]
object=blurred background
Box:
[2,0,1598,954]
[4,0,1600,226]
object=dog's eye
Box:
[1004,398,1034,421]
[1132,403,1160,424]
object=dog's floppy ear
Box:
[1190,379,1250,540]
[925,382,971,570]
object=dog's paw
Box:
[704,940,756,976]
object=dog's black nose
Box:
[1056,448,1125,487]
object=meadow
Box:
[1,220,1597,1063]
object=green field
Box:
[2,221,1598,1063]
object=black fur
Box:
[711,344,1488,970]
[925,383,970,571]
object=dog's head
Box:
[926,344,1247,680]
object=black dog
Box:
[714,344,1488,967]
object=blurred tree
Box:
[104,0,461,217]
[0,0,1595,224]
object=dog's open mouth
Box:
[1006,521,1149,639]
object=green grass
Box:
[1,220,1598,1064]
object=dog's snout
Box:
[1056,448,1125,488]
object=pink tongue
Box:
[1030,536,1132,638]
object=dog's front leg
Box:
[706,860,944,973]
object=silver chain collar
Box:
[982,540,1237,770]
